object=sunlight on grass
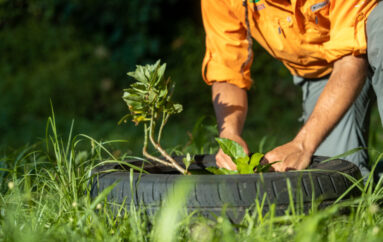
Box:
[152,178,193,242]
[1,115,383,241]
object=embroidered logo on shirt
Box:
[310,0,329,12]
[255,3,266,10]
[249,0,266,11]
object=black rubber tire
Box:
[90,155,361,223]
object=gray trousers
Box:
[293,1,383,178]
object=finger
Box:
[218,159,235,170]
[216,155,226,168]
[222,162,233,170]
[285,166,297,171]
[215,152,236,170]
[271,162,285,172]
[215,153,224,168]
[221,156,236,170]
[263,151,277,164]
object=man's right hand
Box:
[215,134,249,170]
[212,82,249,171]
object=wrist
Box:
[219,130,242,139]
[292,128,319,154]
[218,131,249,154]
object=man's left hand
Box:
[263,140,313,172]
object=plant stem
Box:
[142,124,172,168]
[157,112,170,144]
[148,116,188,175]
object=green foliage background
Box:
[1,0,380,155]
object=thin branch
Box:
[143,123,149,152]
[157,111,170,144]
[148,119,188,175]
[142,124,173,168]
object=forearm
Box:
[212,82,249,169]
[294,55,368,153]
[212,82,248,137]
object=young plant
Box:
[206,138,277,175]
[120,60,189,174]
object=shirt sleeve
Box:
[201,0,253,90]
[323,0,376,63]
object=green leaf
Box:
[127,65,147,83]
[159,88,168,99]
[205,167,238,175]
[236,156,252,174]
[123,91,142,102]
[256,161,280,172]
[124,100,144,110]
[249,153,264,170]
[147,90,158,103]
[182,153,194,171]
[132,84,149,93]
[172,103,183,114]
[155,62,167,86]
[237,165,253,174]
[144,67,152,83]
[215,138,247,163]
[237,156,249,164]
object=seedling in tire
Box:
[120,60,189,174]
[206,138,278,174]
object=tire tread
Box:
[90,155,362,222]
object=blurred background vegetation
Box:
[1,0,381,158]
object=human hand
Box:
[263,140,313,172]
[215,134,249,170]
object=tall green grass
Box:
[1,114,383,241]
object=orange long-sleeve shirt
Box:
[201,0,377,89]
